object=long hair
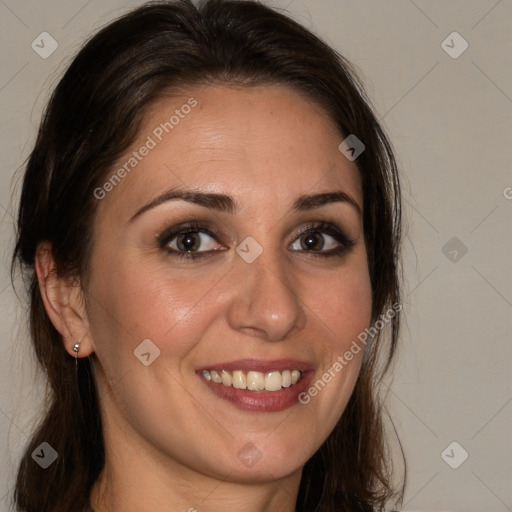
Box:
[11,1,403,510]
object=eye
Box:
[158,221,225,260]
[168,231,219,252]
[157,220,355,261]
[289,222,355,257]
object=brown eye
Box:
[157,222,225,260]
[175,232,202,252]
[165,230,220,253]
[289,222,355,257]
[300,232,325,251]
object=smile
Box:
[201,369,303,392]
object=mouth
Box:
[196,359,314,412]
[201,368,303,391]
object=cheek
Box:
[329,265,372,373]
[86,255,226,368]
[308,262,373,346]
[297,261,372,428]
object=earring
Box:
[73,342,80,358]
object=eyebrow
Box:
[128,188,362,223]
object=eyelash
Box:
[157,220,355,261]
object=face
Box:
[85,84,372,483]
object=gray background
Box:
[0,1,511,511]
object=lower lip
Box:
[199,372,314,412]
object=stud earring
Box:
[72,343,80,367]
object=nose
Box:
[225,249,307,341]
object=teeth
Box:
[281,369,291,387]
[247,371,265,391]
[265,371,282,391]
[210,370,222,383]
[201,369,304,392]
[221,369,232,387]
[232,370,246,389]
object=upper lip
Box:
[197,358,314,373]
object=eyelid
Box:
[157,221,223,250]
[290,221,355,253]
[157,219,355,259]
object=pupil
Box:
[303,232,323,251]
[178,233,199,251]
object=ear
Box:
[35,241,95,358]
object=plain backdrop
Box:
[0,1,511,511]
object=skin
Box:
[36,84,372,512]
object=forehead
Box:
[97,84,362,219]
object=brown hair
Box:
[11,1,403,510]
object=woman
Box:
[11,1,403,511]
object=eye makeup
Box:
[156,219,356,261]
